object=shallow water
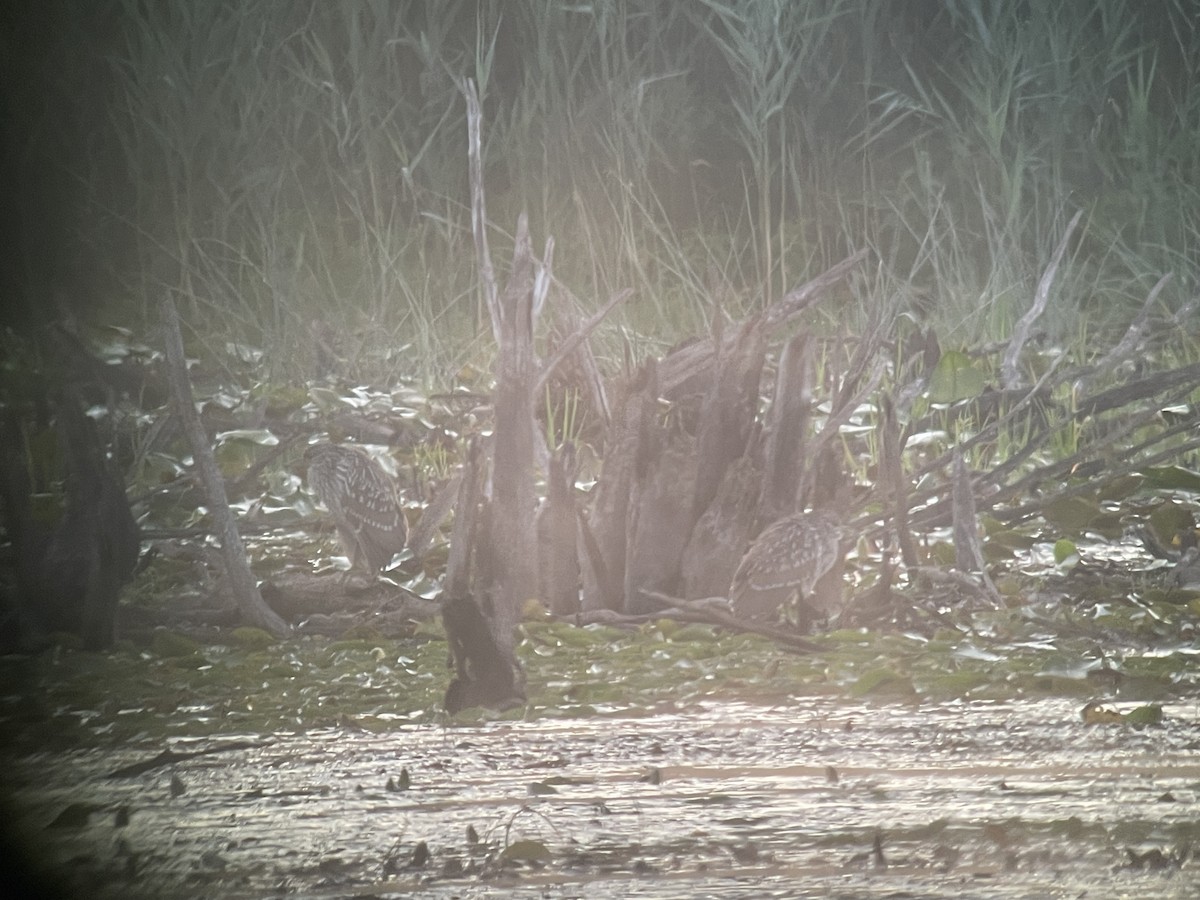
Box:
[7,697,1200,898]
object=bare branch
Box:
[533,288,633,397]
[1001,209,1083,388]
[1074,272,1173,395]
[161,296,289,637]
[763,248,871,328]
[408,470,463,561]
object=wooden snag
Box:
[0,392,140,650]
[537,442,581,616]
[681,452,761,600]
[443,438,484,598]
[484,213,540,640]
[57,390,141,649]
[692,317,765,521]
[580,359,658,611]
[879,396,920,572]
[441,592,526,715]
[624,420,697,614]
[440,438,525,714]
[951,450,1002,605]
[760,331,814,525]
[451,77,632,705]
[1000,210,1082,390]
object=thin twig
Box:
[455,76,499,343]
[638,590,822,651]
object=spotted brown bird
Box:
[730,509,844,629]
[303,442,408,577]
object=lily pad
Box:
[1042,496,1103,533]
[928,350,986,404]
[499,839,552,863]
[849,667,914,697]
[1140,466,1200,493]
[1123,704,1164,726]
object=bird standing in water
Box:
[303,442,408,578]
[730,508,845,630]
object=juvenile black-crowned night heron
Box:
[730,509,845,628]
[303,442,408,577]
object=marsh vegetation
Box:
[4,1,1200,895]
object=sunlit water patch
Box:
[4,698,1199,898]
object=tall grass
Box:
[9,0,1200,387]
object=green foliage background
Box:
[5,0,1200,379]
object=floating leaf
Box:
[1080,702,1124,725]
[986,529,1037,552]
[1096,474,1144,502]
[152,631,203,659]
[929,542,957,566]
[1053,539,1078,565]
[850,667,914,697]
[1124,704,1164,727]
[928,350,986,404]
[521,598,551,621]
[905,429,950,448]
[1125,847,1176,870]
[214,428,279,447]
[1042,496,1102,533]
[1148,504,1194,548]
[919,671,989,697]
[1140,466,1200,493]
[213,437,264,477]
[668,624,719,643]
[499,839,552,863]
[983,542,1016,562]
[542,774,594,786]
[954,643,1004,662]
[1087,512,1125,540]
[230,627,276,649]
[984,518,1041,554]
[224,341,263,364]
[307,385,344,412]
